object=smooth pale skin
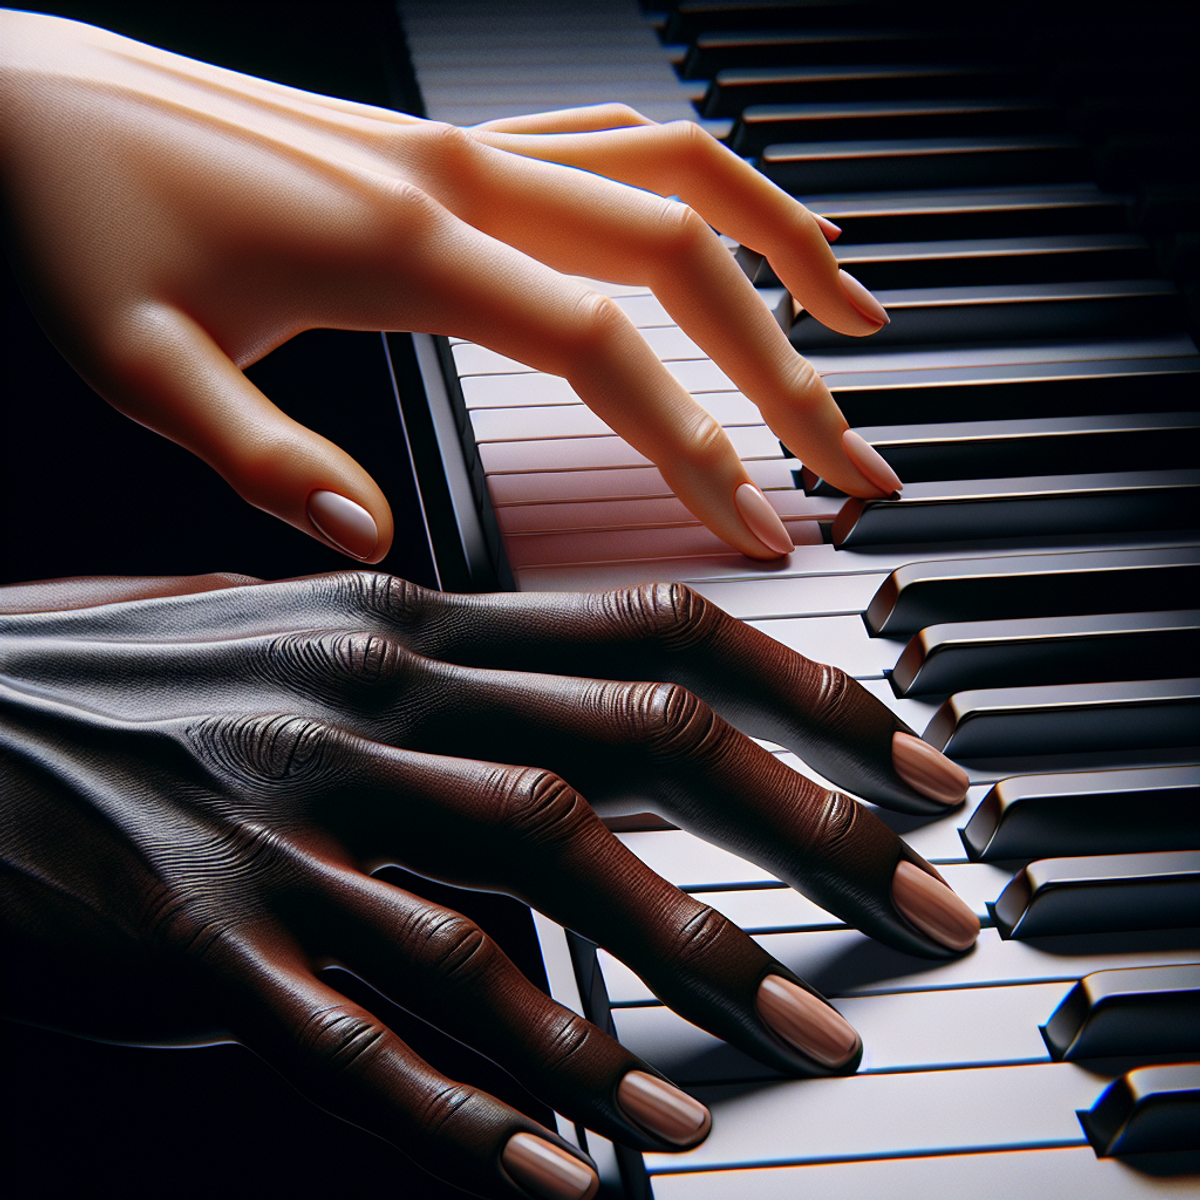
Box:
[0,9,893,563]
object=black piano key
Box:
[1042,965,1200,1061]
[798,413,1200,493]
[746,232,1153,290]
[865,547,1200,637]
[790,279,1184,350]
[923,678,1200,758]
[962,767,1200,861]
[891,610,1200,696]
[681,27,966,78]
[829,357,1200,429]
[762,135,1087,194]
[1080,1063,1200,1156]
[804,186,1131,244]
[831,470,1200,549]
[992,851,1200,939]
[730,96,1055,155]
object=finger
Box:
[318,870,712,1149]
[215,945,599,1200]
[360,165,794,556]
[466,121,886,334]
[89,303,393,561]
[408,127,894,498]
[344,656,977,959]
[192,713,865,1077]
[355,578,968,813]
[472,103,658,133]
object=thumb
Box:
[97,303,393,561]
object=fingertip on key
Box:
[892,860,980,952]
[756,975,861,1068]
[734,482,795,556]
[891,732,969,806]
[502,1133,599,1200]
[617,1070,711,1146]
[842,429,903,497]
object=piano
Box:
[391,1,1200,1195]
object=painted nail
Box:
[842,429,903,496]
[892,860,980,951]
[838,268,890,326]
[756,975,861,1067]
[891,732,969,805]
[814,213,843,241]
[734,482,794,556]
[617,1070,710,1144]
[306,490,378,560]
[502,1133,598,1200]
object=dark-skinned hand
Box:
[0,571,977,1200]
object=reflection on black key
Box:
[832,470,1200,548]
[891,610,1200,695]
[802,414,1200,492]
[1043,965,1200,1061]
[1080,1063,1200,1156]
[992,851,1200,938]
[866,547,1200,637]
[924,678,1200,758]
[963,766,1200,861]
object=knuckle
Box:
[664,902,733,966]
[678,412,735,473]
[621,680,721,762]
[606,582,711,649]
[257,629,418,703]
[652,198,709,259]
[498,767,589,846]
[662,118,711,165]
[189,712,340,787]
[402,906,494,982]
[296,1003,389,1072]
[539,1010,595,1070]
[566,289,630,357]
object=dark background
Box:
[1,5,554,1198]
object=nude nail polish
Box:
[842,429,903,496]
[617,1070,710,1144]
[892,860,980,951]
[734,482,795,556]
[756,975,861,1067]
[814,213,843,241]
[502,1133,598,1200]
[891,732,969,805]
[839,268,890,326]
[306,490,378,560]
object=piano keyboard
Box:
[395,1,1200,1194]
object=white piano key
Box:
[461,373,580,408]
[478,425,783,473]
[665,359,737,392]
[486,459,797,506]
[644,1062,1105,1170]
[650,1146,1200,1199]
[469,396,767,441]
[610,980,1068,1080]
[600,926,1200,1006]
[747,614,896,676]
[494,490,837,536]
[612,293,674,326]
[687,573,890,619]
[692,863,1011,931]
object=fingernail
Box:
[814,213,843,241]
[306,490,378,560]
[734,482,794,556]
[838,268,890,326]
[617,1070,710,1145]
[892,860,980,951]
[891,732,969,805]
[502,1133,597,1200]
[756,975,861,1067]
[842,429,903,496]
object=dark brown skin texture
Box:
[1,571,956,1198]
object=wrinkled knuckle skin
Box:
[295,1004,390,1075]
[498,767,589,849]
[345,571,436,635]
[604,582,710,649]
[255,629,415,706]
[568,289,630,359]
[664,903,733,969]
[400,906,494,984]
[188,713,341,790]
[624,681,722,765]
